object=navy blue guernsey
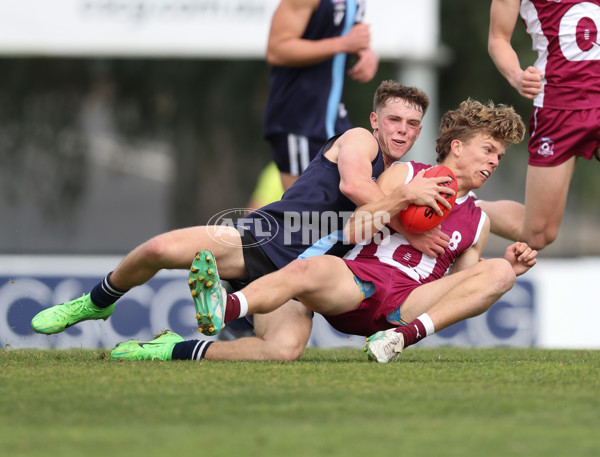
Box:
[263,0,364,141]
[240,135,385,268]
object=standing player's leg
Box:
[520,158,576,249]
[476,157,576,249]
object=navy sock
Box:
[90,272,127,308]
[171,340,213,360]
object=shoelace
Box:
[379,332,401,359]
[54,295,94,317]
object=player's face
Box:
[456,133,505,191]
[370,98,423,166]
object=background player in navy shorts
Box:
[477,0,600,250]
[264,0,379,190]
[109,100,537,364]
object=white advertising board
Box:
[0,0,438,60]
[1,255,599,350]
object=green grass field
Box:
[1,347,598,457]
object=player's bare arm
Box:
[489,0,543,99]
[333,127,385,206]
[266,0,369,67]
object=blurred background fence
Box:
[0,0,598,257]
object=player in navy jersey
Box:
[264,0,379,190]
[477,0,600,250]
[110,99,538,364]
[33,81,454,361]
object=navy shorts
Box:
[227,228,278,291]
[267,133,324,176]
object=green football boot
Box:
[110,330,184,361]
[31,293,115,335]
[188,250,226,336]
[364,328,405,363]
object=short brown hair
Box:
[373,80,430,116]
[435,99,525,162]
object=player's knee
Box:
[524,220,559,250]
[487,258,516,294]
[528,229,557,250]
[265,336,306,361]
[274,342,305,361]
[139,236,171,265]
[285,259,315,287]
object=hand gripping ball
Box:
[400,165,458,233]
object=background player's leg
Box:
[477,157,576,249]
[521,157,576,250]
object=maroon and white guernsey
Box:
[521,0,600,109]
[345,162,487,286]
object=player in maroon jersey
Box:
[478,0,600,250]
[110,99,538,363]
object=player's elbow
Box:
[487,37,504,63]
[487,40,495,58]
[265,45,290,67]
[339,179,360,202]
[265,48,281,66]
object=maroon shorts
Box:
[528,107,600,167]
[323,257,419,337]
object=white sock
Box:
[417,313,435,336]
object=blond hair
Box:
[435,99,525,162]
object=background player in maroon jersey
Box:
[110,99,538,363]
[477,0,600,250]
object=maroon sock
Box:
[224,293,241,323]
[394,318,427,348]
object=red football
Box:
[400,165,458,233]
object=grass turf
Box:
[1,347,598,457]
